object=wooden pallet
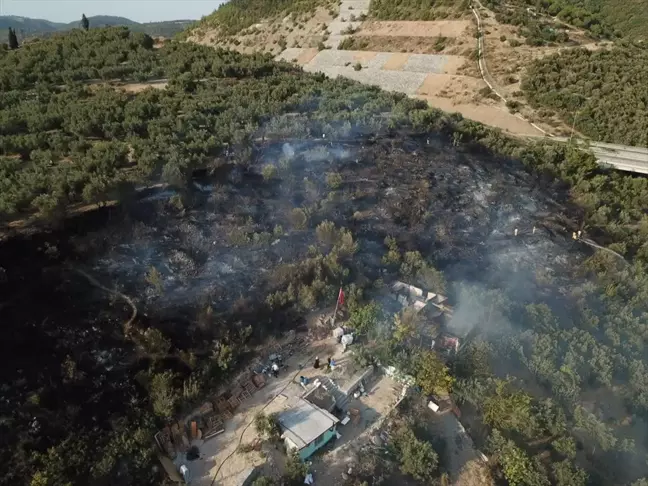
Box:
[227,395,240,410]
[203,414,225,440]
[243,380,256,395]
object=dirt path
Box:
[69,267,138,330]
[470,0,547,136]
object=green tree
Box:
[488,430,550,486]
[81,14,90,31]
[393,425,438,482]
[552,436,576,459]
[254,413,281,440]
[283,452,308,485]
[150,371,178,419]
[347,302,381,336]
[415,350,454,395]
[8,28,19,50]
[482,379,535,436]
[552,460,587,486]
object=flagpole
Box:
[332,291,340,328]
[332,286,342,328]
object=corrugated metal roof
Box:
[279,398,339,449]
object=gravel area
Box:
[302,64,427,95]
[403,54,450,74]
[307,49,369,68]
[275,48,306,62]
[326,0,370,47]
[365,52,393,69]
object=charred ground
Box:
[1,129,592,485]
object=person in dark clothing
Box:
[314,357,320,369]
[327,357,332,370]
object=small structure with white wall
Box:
[278,397,339,460]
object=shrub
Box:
[254,413,281,439]
[290,208,308,229]
[150,371,178,419]
[353,62,362,71]
[145,266,164,294]
[316,220,338,246]
[326,171,343,189]
[262,164,277,180]
[392,425,438,482]
[506,100,521,112]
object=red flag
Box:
[337,288,345,306]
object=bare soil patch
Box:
[342,35,466,54]
[119,80,168,93]
[190,6,336,56]
[383,53,410,70]
[360,20,473,38]
[295,47,320,64]
[352,51,378,62]
[417,94,543,136]
[417,73,484,100]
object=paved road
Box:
[531,136,648,175]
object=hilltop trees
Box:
[522,47,648,146]
[81,14,90,31]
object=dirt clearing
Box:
[417,94,543,136]
[360,20,473,38]
[417,73,484,99]
[119,80,168,93]
[341,35,473,55]
[383,53,410,70]
[190,6,335,55]
[276,47,320,65]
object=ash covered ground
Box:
[0,130,590,483]
[86,133,584,315]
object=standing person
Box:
[271,362,279,378]
[329,358,336,372]
[314,357,320,369]
[327,357,332,371]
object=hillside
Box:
[4,23,648,486]
[522,47,648,146]
[485,0,648,40]
[0,15,192,39]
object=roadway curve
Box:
[470,1,648,175]
[532,136,648,175]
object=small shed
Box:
[278,398,339,460]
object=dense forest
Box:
[485,0,648,40]
[4,22,648,486]
[368,0,469,20]
[521,47,648,146]
[0,27,291,219]
[509,0,648,39]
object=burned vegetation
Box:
[3,23,648,486]
[0,124,626,485]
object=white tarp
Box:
[341,334,354,346]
